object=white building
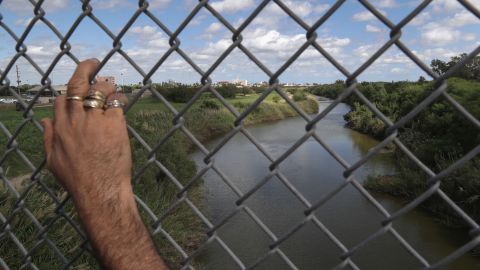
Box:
[233,78,249,87]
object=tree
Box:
[431,53,480,80]
[215,84,237,99]
[431,59,449,75]
[240,87,253,96]
[418,76,427,83]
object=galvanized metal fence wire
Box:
[0,0,479,269]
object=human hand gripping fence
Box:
[0,0,480,270]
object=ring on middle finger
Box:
[83,99,105,109]
[84,90,107,109]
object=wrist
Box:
[71,177,134,220]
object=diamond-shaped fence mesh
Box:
[0,0,479,269]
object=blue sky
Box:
[0,0,479,85]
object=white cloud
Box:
[206,22,223,33]
[149,0,171,9]
[89,0,128,9]
[243,29,304,54]
[128,25,169,49]
[197,27,350,69]
[314,4,330,14]
[410,12,431,26]
[421,23,460,45]
[354,44,411,65]
[391,67,403,73]
[130,25,157,36]
[252,1,330,29]
[14,18,33,27]
[432,0,463,13]
[432,0,480,13]
[355,44,377,59]
[463,33,476,41]
[320,37,351,48]
[366,24,382,33]
[376,0,398,8]
[280,1,329,18]
[29,46,57,57]
[447,11,480,27]
[3,0,68,13]
[210,0,255,13]
[379,54,410,64]
[416,48,458,61]
[261,1,311,19]
[352,10,387,21]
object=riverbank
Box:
[115,95,319,268]
[308,79,480,255]
[0,94,319,269]
[194,101,480,269]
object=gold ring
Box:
[66,96,84,102]
[85,90,107,103]
[88,90,106,99]
[83,99,105,109]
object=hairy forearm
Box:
[72,180,167,270]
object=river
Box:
[192,101,479,269]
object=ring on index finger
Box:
[66,96,84,102]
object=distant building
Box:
[215,81,231,86]
[253,81,268,87]
[233,78,249,87]
[96,76,116,85]
[25,85,68,104]
[27,85,68,96]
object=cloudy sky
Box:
[0,0,479,85]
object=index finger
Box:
[67,58,100,115]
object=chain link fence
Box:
[0,0,479,269]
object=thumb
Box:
[41,118,53,160]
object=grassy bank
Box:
[0,93,318,269]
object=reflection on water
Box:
[192,102,479,270]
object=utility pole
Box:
[121,72,125,93]
[16,65,21,95]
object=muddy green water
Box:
[192,102,479,269]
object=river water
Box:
[192,102,479,269]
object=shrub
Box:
[292,91,307,102]
[215,84,237,99]
[272,95,281,103]
[200,99,221,110]
[233,102,248,110]
[154,84,198,103]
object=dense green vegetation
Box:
[307,54,480,231]
[0,90,318,269]
[152,83,239,103]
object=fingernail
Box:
[88,58,100,64]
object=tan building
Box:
[27,85,68,96]
[26,85,68,104]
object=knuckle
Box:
[68,77,88,91]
